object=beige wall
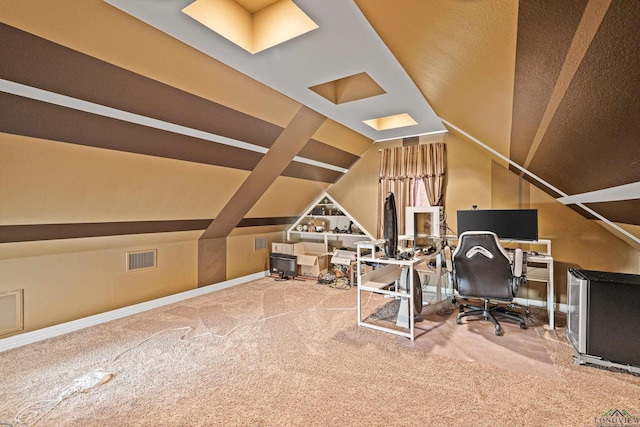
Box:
[0,227,288,335]
[443,133,493,221]
[0,107,350,337]
[0,234,198,335]
[328,142,384,237]
[0,133,248,225]
[226,230,285,280]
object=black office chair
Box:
[444,231,527,336]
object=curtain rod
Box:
[378,141,444,151]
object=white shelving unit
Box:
[356,240,426,341]
[286,193,374,251]
[400,206,449,305]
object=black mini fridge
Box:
[567,269,640,372]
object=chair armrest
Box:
[513,248,523,277]
[444,245,453,273]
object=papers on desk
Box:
[330,250,357,266]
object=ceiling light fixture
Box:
[363,113,418,131]
[182,0,318,54]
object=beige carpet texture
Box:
[1,277,639,426]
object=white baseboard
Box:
[0,271,268,353]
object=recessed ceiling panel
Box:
[103,0,445,141]
[182,0,318,54]
[363,113,417,132]
[309,72,386,105]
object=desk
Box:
[356,240,427,341]
[501,239,554,330]
[523,253,555,329]
[398,235,448,305]
[500,239,556,329]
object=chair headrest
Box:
[464,246,494,259]
[453,231,510,261]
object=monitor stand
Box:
[274,272,291,281]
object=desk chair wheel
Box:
[456,317,462,325]
[495,326,504,336]
[520,323,528,330]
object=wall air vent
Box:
[254,237,268,251]
[127,249,157,272]
[0,289,23,336]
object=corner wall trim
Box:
[439,116,640,246]
[0,271,269,353]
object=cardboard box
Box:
[272,242,296,255]
[293,242,328,277]
[306,218,327,232]
[297,254,328,276]
[292,242,326,255]
[272,242,328,276]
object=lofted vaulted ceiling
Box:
[108,0,640,246]
[354,0,640,247]
[1,0,638,254]
[102,0,640,247]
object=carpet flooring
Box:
[1,277,639,426]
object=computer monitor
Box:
[383,192,398,259]
[269,253,297,281]
[457,209,539,241]
[405,207,442,250]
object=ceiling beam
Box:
[200,105,326,240]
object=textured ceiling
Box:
[101,0,640,238]
[355,0,640,247]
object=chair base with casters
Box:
[456,298,527,336]
[445,231,529,337]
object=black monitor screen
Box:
[270,253,297,280]
[383,192,398,258]
[457,209,538,241]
